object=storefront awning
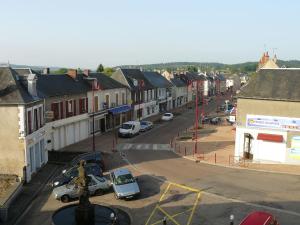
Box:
[257,133,283,142]
[108,105,132,115]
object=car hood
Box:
[114,182,140,196]
[119,128,131,133]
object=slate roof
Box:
[36,73,90,98]
[170,77,186,87]
[237,69,300,102]
[143,71,173,88]
[120,69,154,90]
[0,67,39,105]
[87,73,127,90]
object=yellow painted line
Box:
[145,205,158,225]
[157,205,181,225]
[159,183,171,202]
[169,182,200,193]
[150,207,193,225]
[187,192,202,225]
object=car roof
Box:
[112,168,131,177]
[239,211,274,225]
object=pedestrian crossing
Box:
[117,143,173,151]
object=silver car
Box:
[52,174,111,203]
[110,168,140,199]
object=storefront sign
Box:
[246,115,300,132]
[290,136,300,160]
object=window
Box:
[73,99,77,115]
[148,90,151,100]
[66,100,73,117]
[152,106,155,113]
[94,96,99,112]
[27,110,32,134]
[105,94,110,108]
[115,93,119,106]
[34,108,38,131]
[147,107,150,115]
[79,98,87,114]
[60,102,64,119]
[122,93,125,105]
[38,106,43,127]
[144,90,147,102]
[152,90,154,99]
[51,103,59,120]
[40,140,45,164]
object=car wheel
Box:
[95,189,104,196]
[114,193,120,199]
[61,195,70,203]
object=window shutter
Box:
[60,102,64,119]
[79,99,83,114]
[73,100,77,115]
[85,97,88,112]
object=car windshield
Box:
[164,113,171,116]
[115,174,135,185]
[64,168,77,177]
[140,121,147,125]
[121,124,133,129]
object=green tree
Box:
[96,64,104,72]
[103,67,115,76]
[53,68,68,74]
[187,65,198,73]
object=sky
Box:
[0,0,299,69]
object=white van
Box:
[118,121,141,138]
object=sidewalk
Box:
[4,163,60,225]
[173,124,300,176]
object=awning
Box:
[108,105,132,115]
[257,133,283,142]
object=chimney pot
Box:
[67,69,77,79]
[43,68,50,75]
[83,69,90,76]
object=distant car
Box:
[52,175,111,203]
[110,168,140,200]
[140,121,153,132]
[161,113,174,121]
[201,116,210,124]
[118,121,141,137]
[239,211,279,225]
[210,117,221,125]
[52,163,103,188]
[69,151,105,171]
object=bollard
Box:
[185,147,187,156]
[163,216,167,225]
[230,214,234,225]
[215,153,217,164]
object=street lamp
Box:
[194,80,199,154]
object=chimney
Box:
[43,68,50,75]
[67,69,77,79]
[27,73,38,97]
[83,69,90,76]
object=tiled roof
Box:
[170,77,186,87]
[237,69,300,101]
[87,73,127,90]
[120,69,154,89]
[143,71,173,88]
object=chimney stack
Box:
[83,69,90,77]
[27,73,38,98]
[43,68,50,75]
[67,69,77,79]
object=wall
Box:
[0,106,24,177]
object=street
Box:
[17,100,300,225]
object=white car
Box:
[118,121,141,137]
[161,113,174,121]
[52,174,111,203]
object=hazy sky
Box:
[0,0,299,69]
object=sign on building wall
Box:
[289,136,300,160]
[246,115,300,132]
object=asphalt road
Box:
[16,99,300,225]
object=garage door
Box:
[66,124,75,146]
[79,121,88,141]
[256,140,286,162]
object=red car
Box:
[239,211,279,225]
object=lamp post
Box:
[194,80,199,154]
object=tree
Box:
[53,68,68,74]
[96,64,104,73]
[187,65,198,73]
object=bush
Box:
[179,136,192,140]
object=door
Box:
[35,143,41,169]
[243,133,253,159]
[100,118,106,133]
[29,146,35,173]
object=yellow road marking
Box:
[159,183,171,202]
[187,192,202,225]
[157,205,181,225]
[168,182,200,193]
[150,208,193,225]
[145,205,158,225]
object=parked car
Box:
[110,168,140,199]
[161,113,174,121]
[118,121,141,137]
[201,116,210,124]
[239,211,279,225]
[210,117,221,125]
[52,174,111,203]
[69,151,105,171]
[140,121,153,132]
[52,163,103,188]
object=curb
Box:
[178,153,300,176]
[12,164,60,225]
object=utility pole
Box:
[194,80,199,154]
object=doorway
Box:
[243,133,253,160]
[100,118,105,133]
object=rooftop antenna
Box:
[272,47,278,56]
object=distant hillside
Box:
[0,63,61,72]
[117,60,300,73]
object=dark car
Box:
[69,152,105,171]
[52,163,103,188]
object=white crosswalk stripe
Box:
[117,143,173,151]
